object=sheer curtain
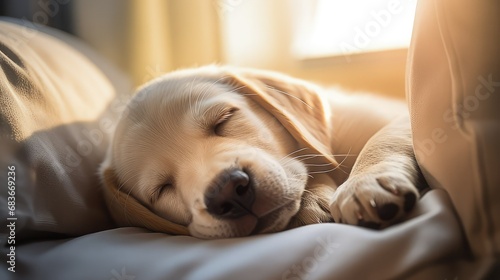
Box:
[73,0,222,86]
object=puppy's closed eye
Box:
[151,182,174,204]
[213,107,239,136]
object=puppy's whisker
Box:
[307,151,352,176]
[335,146,354,161]
[310,156,349,174]
[279,150,313,166]
[308,169,338,175]
[257,198,296,218]
[293,154,324,159]
[283,150,357,160]
[329,147,353,175]
[279,147,309,162]
[281,152,323,162]
[280,154,327,166]
[309,162,348,174]
[298,149,355,174]
[304,163,337,167]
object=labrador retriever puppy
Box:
[100,65,423,239]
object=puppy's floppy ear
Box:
[100,167,189,235]
[222,67,338,169]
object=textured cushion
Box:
[408,0,500,264]
[0,18,132,240]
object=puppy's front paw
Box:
[330,172,419,229]
[287,185,334,229]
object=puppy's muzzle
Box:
[204,169,255,219]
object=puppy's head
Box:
[100,66,337,239]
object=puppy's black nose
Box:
[204,169,255,219]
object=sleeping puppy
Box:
[100,65,423,239]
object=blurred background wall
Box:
[0,0,417,98]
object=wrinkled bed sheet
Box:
[15,190,467,280]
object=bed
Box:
[1,0,499,279]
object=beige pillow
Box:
[408,0,500,262]
[0,19,131,240]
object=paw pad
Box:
[376,203,399,221]
[403,192,417,212]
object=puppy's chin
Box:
[252,200,301,235]
[188,214,259,239]
[187,200,301,239]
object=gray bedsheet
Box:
[15,190,466,280]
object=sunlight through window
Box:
[293,0,418,59]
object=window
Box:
[292,0,418,61]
